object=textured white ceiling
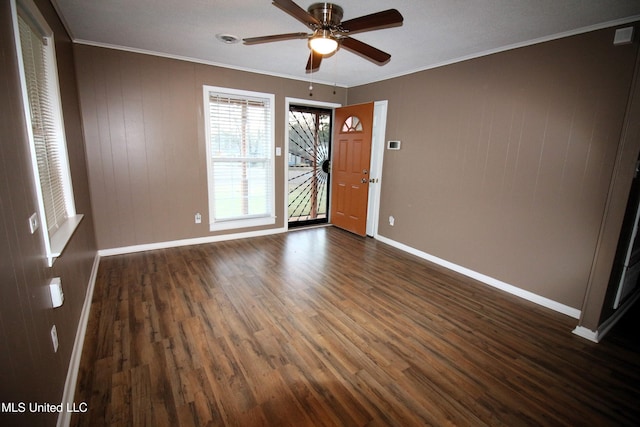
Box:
[52,0,640,87]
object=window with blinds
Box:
[203,86,275,231]
[14,0,81,266]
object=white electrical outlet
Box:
[389,215,395,226]
[28,212,39,234]
[195,213,202,224]
[51,325,59,353]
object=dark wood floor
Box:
[72,226,640,426]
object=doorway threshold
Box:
[288,223,333,232]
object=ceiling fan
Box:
[243,0,404,72]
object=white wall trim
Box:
[352,15,640,87]
[573,289,640,343]
[366,100,387,237]
[68,15,640,89]
[375,234,582,319]
[71,39,346,88]
[99,227,287,257]
[57,253,100,427]
[572,326,600,343]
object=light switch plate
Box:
[28,212,39,234]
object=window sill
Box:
[47,214,84,267]
[209,216,275,232]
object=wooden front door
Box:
[330,102,374,236]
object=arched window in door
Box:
[341,115,363,133]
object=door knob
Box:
[361,178,368,183]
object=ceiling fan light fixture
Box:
[309,31,338,55]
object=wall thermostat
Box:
[387,140,401,150]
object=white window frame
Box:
[11,0,83,267]
[203,86,276,231]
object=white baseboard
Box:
[573,289,640,343]
[57,253,101,427]
[572,326,599,342]
[99,227,287,257]
[375,234,581,319]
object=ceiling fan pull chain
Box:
[309,54,314,96]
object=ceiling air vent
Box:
[216,33,240,44]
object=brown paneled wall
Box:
[74,45,347,250]
[347,26,640,314]
[0,0,97,425]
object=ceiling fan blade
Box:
[340,9,403,34]
[341,37,391,64]
[306,50,323,72]
[272,0,321,28]
[243,32,309,44]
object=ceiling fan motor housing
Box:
[308,3,344,28]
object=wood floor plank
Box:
[72,227,640,426]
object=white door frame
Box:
[283,98,387,236]
[367,100,388,237]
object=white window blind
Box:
[204,87,275,231]
[14,0,81,266]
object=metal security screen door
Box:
[288,105,332,227]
